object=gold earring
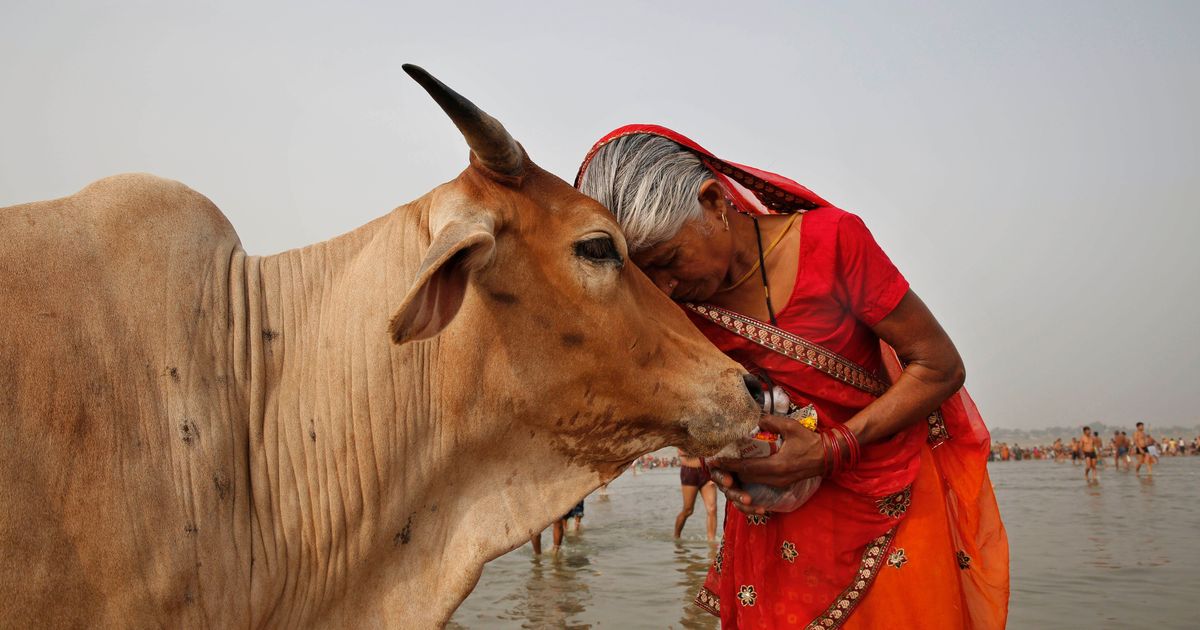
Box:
[721,209,730,231]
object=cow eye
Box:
[574,236,623,266]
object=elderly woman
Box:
[576,126,1009,629]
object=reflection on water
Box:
[672,541,717,629]
[449,471,724,629]
[996,457,1198,629]
[447,531,596,629]
[451,458,1200,629]
[507,554,589,627]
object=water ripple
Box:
[451,458,1200,629]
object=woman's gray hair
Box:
[578,134,713,253]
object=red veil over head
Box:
[575,124,831,216]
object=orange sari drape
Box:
[845,379,1010,629]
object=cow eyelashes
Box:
[573,236,623,267]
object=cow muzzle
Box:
[677,370,764,456]
[742,373,765,408]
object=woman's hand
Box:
[708,468,767,515]
[708,414,825,513]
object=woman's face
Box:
[631,206,733,302]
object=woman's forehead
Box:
[632,234,687,265]
[631,242,669,266]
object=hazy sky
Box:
[3,1,1197,430]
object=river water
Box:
[449,457,1200,629]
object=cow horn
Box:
[403,64,524,177]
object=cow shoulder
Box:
[74,173,240,250]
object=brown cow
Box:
[0,65,760,627]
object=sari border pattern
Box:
[695,585,721,616]
[686,303,889,396]
[688,303,951,446]
[805,528,897,630]
[704,159,819,213]
[927,409,950,446]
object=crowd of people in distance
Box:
[631,453,683,472]
[989,423,1199,481]
[532,422,1194,558]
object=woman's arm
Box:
[713,289,963,493]
[844,289,964,444]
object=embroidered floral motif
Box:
[957,550,972,570]
[694,586,721,615]
[714,541,724,574]
[737,585,757,607]
[781,540,798,563]
[875,486,912,518]
[805,530,895,630]
[746,513,771,526]
[888,548,908,569]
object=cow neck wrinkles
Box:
[232,190,612,627]
[239,199,452,626]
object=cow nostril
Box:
[742,374,764,407]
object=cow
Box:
[0,65,761,628]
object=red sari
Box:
[577,126,1009,629]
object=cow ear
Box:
[389,218,496,344]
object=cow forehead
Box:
[445,164,618,234]
[521,167,618,226]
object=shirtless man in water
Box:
[1081,426,1102,482]
[1112,431,1130,471]
[1134,421,1159,475]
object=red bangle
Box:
[820,430,835,477]
[833,431,843,476]
[819,424,862,478]
[822,428,844,477]
[846,424,862,469]
[830,423,862,472]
